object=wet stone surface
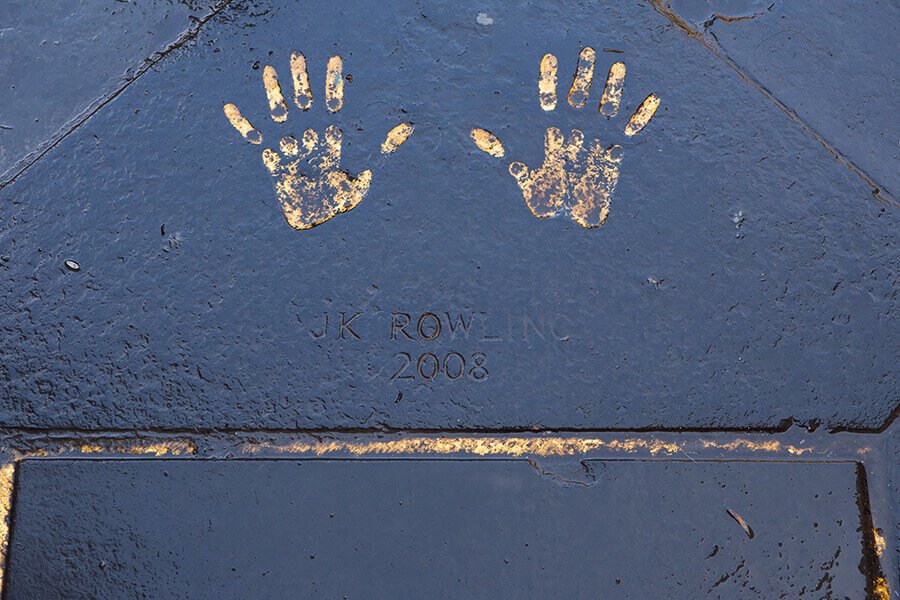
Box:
[0,0,219,178]
[0,0,896,431]
[0,1,896,597]
[6,459,869,599]
[667,0,900,197]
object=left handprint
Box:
[224,53,413,230]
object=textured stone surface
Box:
[0,0,895,431]
[0,0,219,179]
[6,459,869,599]
[668,0,900,197]
[0,2,895,596]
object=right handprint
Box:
[471,48,660,228]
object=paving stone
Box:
[0,0,219,178]
[667,0,900,197]
[5,458,871,599]
[0,0,895,431]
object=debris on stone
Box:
[732,210,745,238]
[726,508,754,538]
[476,12,493,26]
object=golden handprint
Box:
[471,48,660,228]
[224,53,413,230]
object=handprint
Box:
[224,53,413,230]
[471,48,660,228]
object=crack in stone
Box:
[526,458,596,486]
[701,3,775,29]
[0,0,234,191]
[648,0,897,206]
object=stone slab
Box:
[668,0,900,196]
[0,0,896,430]
[5,458,871,599]
[0,0,218,178]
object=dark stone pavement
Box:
[0,1,895,597]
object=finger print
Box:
[508,161,530,182]
[568,47,596,108]
[279,135,299,156]
[605,144,623,162]
[262,65,288,122]
[290,52,313,110]
[543,126,565,162]
[261,148,281,174]
[539,54,558,111]
[325,56,344,113]
[223,103,262,144]
[470,128,505,157]
[381,123,414,154]
[322,125,342,170]
[600,61,626,118]
[624,93,660,136]
[301,129,318,155]
[563,128,584,162]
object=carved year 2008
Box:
[390,351,489,382]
